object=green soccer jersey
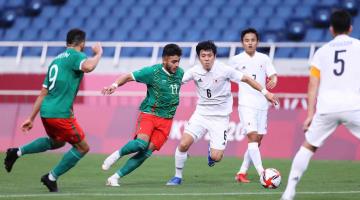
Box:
[40,48,87,118]
[132,64,184,118]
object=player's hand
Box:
[266,79,277,89]
[303,115,313,132]
[92,42,103,56]
[101,84,117,95]
[21,118,33,133]
[265,92,279,107]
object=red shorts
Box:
[134,112,173,151]
[41,118,85,144]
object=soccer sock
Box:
[239,149,252,174]
[119,138,149,157]
[116,149,153,177]
[175,147,188,178]
[20,137,53,155]
[283,146,314,198]
[51,147,85,179]
[248,142,264,176]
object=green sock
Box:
[119,138,149,157]
[117,149,153,177]
[20,137,53,155]
[51,148,85,179]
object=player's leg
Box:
[166,132,194,185]
[207,115,229,167]
[281,113,338,200]
[42,118,87,192]
[102,113,152,170]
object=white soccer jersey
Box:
[182,60,244,116]
[311,34,360,114]
[229,51,276,110]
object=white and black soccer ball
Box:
[260,168,281,189]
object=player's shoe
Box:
[207,145,216,167]
[4,148,19,172]
[166,177,182,186]
[106,176,120,187]
[41,174,58,192]
[235,173,250,183]
[102,151,120,171]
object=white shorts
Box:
[184,112,230,150]
[306,110,360,147]
[238,106,268,135]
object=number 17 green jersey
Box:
[40,48,87,118]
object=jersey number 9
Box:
[48,64,59,90]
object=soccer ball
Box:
[260,168,281,189]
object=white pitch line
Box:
[1,191,360,198]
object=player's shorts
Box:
[238,106,268,135]
[41,117,85,144]
[306,110,360,147]
[134,112,173,151]
[184,111,229,150]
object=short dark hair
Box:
[330,10,351,34]
[162,43,182,57]
[196,40,217,56]
[241,28,259,41]
[66,28,86,46]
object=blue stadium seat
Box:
[39,29,57,41]
[248,18,266,31]
[40,6,58,18]
[102,47,115,57]
[202,29,222,41]
[138,0,153,6]
[3,29,20,41]
[304,28,325,42]
[265,0,282,6]
[217,47,230,57]
[58,6,75,18]
[103,17,119,30]
[138,18,156,32]
[133,48,153,57]
[212,18,229,30]
[283,0,301,6]
[219,5,238,19]
[165,7,182,19]
[203,6,219,18]
[83,18,102,32]
[7,0,23,7]
[292,48,310,58]
[302,0,317,6]
[110,6,128,19]
[112,29,129,41]
[174,20,191,31]
[129,30,146,41]
[222,29,240,41]
[257,6,274,18]
[229,19,247,32]
[129,6,147,18]
[67,0,82,7]
[67,17,85,29]
[147,6,165,20]
[31,18,49,29]
[155,0,172,6]
[12,17,31,31]
[165,30,183,42]
[1,47,18,56]
[24,0,43,17]
[318,0,338,6]
[341,0,358,16]
[275,5,293,18]
[147,29,165,41]
[247,0,262,6]
[275,48,293,58]
[312,6,331,27]
[23,47,42,56]
[157,18,175,31]
[210,0,226,7]
[0,10,16,28]
[193,18,210,32]
[240,6,255,18]
[91,28,111,41]
[87,0,101,7]
[294,6,312,18]
[48,18,66,30]
[184,29,201,41]
[267,18,285,30]
[22,29,40,41]
[228,0,246,7]
[77,6,93,18]
[261,31,283,42]
[47,47,66,56]
[184,6,201,18]
[102,0,118,7]
[287,19,306,41]
[193,0,207,6]
[94,6,111,18]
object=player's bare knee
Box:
[211,153,223,162]
[178,141,190,152]
[303,141,317,152]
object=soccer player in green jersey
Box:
[4,29,103,192]
[101,43,183,186]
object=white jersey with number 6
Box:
[311,34,360,114]
[229,51,276,110]
[182,60,244,116]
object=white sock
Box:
[239,149,252,174]
[111,173,120,180]
[282,146,314,199]
[17,149,22,157]
[248,142,264,176]
[174,147,188,178]
[48,172,56,181]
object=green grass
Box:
[1,153,360,200]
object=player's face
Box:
[242,33,258,55]
[199,50,215,71]
[163,55,180,74]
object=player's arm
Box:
[101,73,134,95]
[81,42,103,73]
[303,66,320,132]
[21,87,48,133]
[241,75,278,106]
[267,74,278,89]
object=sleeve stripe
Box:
[42,84,48,88]
[310,66,320,78]
[79,59,86,70]
[131,72,136,81]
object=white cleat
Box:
[102,151,120,171]
[106,177,120,187]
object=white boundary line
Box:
[1,191,360,198]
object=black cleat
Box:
[4,148,19,172]
[41,174,58,192]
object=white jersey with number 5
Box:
[311,34,360,114]
[229,51,276,110]
[182,60,244,116]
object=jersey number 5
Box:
[48,64,59,90]
[333,50,346,76]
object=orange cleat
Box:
[235,173,250,183]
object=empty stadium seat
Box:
[287,19,306,41]
[340,0,358,16]
[312,6,331,27]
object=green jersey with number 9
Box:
[40,48,87,118]
[132,64,184,119]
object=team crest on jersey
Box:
[197,78,202,82]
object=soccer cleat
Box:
[102,151,120,171]
[4,148,19,172]
[235,173,251,183]
[166,177,182,186]
[207,145,215,167]
[106,176,120,187]
[41,174,58,192]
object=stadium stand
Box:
[0,0,359,57]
